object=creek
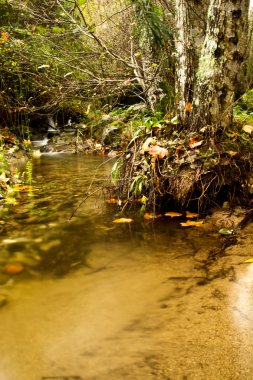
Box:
[0,154,253,380]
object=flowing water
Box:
[0,154,253,380]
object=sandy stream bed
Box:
[0,210,253,380]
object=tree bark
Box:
[192,0,249,131]
[174,0,209,125]
[174,0,249,131]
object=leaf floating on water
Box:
[2,264,24,275]
[113,218,133,223]
[242,124,253,134]
[186,211,199,219]
[218,228,234,235]
[144,213,162,220]
[164,211,183,218]
[180,220,204,227]
[244,258,253,263]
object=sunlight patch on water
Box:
[231,264,253,329]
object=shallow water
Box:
[0,155,253,380]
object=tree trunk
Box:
[132,0,167,111]
[174,0,209,125]
[192,0,249,132]
[175,0,249,131]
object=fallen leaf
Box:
[185,102,192,112]
[2,264,24,275]
[244,258,253,263]
[219,228,234,235]
[180,220,204,227]
[1,32,9,42]
[164,211,183,218]
[14,184,34,192]
[141,137,156,154]
[148,145,169,159]
[242,125,253,134]
[227,151,239,157]
[113,218,133,223]
[144,213,162,220]
[189,137,204,149]
[186,211,199,219]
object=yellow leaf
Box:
[180,220,204,227]
[14,184,34,192]
[113,218,133,223]
[164,211,183,218]
[244,258,253,263]
[227,151,239,157]
[1,32,9,42]
[186,211,199,219]
[144,213,162,220]
[242,125,253,134]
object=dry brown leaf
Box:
[186,211,199,219]
[148,145,169,159]
[113,218,133,223]
[180,220,204,227]
[164,211,183,218]
[242,125,253,134]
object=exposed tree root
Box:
[112,129,252,212]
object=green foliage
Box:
[111,158,123,185]
[132,0,171,44]
[234,90,253,125]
